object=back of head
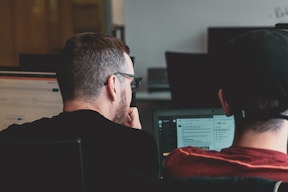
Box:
[57,33,130,102]
[220,29,288,120]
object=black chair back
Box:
[0,138,85,192]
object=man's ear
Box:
[106,75,118,102]
[218,89,232,116]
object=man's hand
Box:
[123,107,142,129]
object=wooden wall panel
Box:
[0,0,82,66]
[0,0,15,65]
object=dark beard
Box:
[113,89,128,124]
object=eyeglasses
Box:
[104,72,142,92]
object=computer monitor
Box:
[0,70,62,131]
[207,26,274,55]
[165,52,219,108]
[19,53,61,72]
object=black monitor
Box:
[207,26,274,55]
[19,53,61,72]
[165,51,219,108]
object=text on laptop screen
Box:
[0,71,63,131]
[153,108,235,158]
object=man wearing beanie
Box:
[163,29,288,181]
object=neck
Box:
[63,100,96,112]
[63,100,110,119]
[233,123,288,154]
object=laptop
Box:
[153,108,235,177]
[0,70,63,131]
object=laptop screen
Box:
[153,108,235,176]
[0,70,63,131]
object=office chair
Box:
[113,173,288,192]
[163,176,288,192]
[165,51,220,108]
[0,138,85,192]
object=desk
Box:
[136,91,172,135]
[136,91,171,101]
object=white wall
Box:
[124,0,288,91]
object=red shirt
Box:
[164,146,288,182]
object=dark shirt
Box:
[0,110,160,190]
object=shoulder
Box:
[0,116,53,138]
[119,125,156,145]
[163,146,222,177]
[166,146,221,161]
[171,146,217,154]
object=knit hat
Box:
[219,29,288,119]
